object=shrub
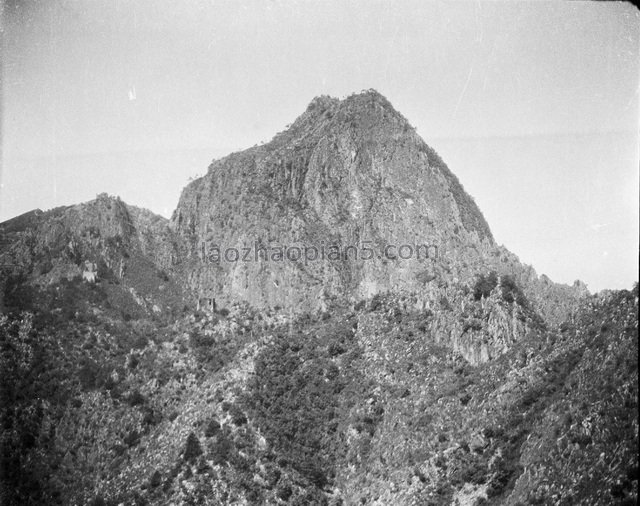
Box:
[559,322,573,333]
[209,434,233,465]
[149,470,162,488]
[142,408,161,426]
[126,354,139,370]
[183,432,202,463]
[262,464,281,489]
[78,359,100,390]
[369,293,382,312]
[487,458,522,497]
[230,406,248,426]
[204,419,221,437]
[132,334,148,350]
[276,483,292,501]
[244,332,351,491]
[473,272,498,300]
[124,430,140,447]
[328,341,346,357]
[416,270,437,284]
[35,259,54,276]
[439,296,452,310]
[500,275,528,307]
[96,259,114,282]
[127,389,145,406]
[463,318,483,333]
[104,376,116,391]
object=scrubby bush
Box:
[328,340,346,357]
[229,405,247,426]
[124,430,140,447]
[369,293,382,312]
[183,432,202,463]
[276,483,293,501]
[78,359,100,390]
[463,318,483,333]
[415,270,437,284]
[209,433,233,465]
[473,271,498,300]
[500,275,528,307]
[127,389,145,406]
[149,470,162,488]
[243,327,358,492]
[439,296,452,310]
[204,419,221,437]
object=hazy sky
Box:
[2,0,638,292]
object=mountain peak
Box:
[173,90,500,311]
[306,94,340,112]
[306,88,389,108]
[300,89,409,127]
[342,88,396,108]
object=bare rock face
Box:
[172,90,496,312]
[0,194,180,276]
[171,90,587,332]
[3,91,632,506]
[0,90,588,354]
[0,193,186,316]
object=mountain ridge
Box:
[169,90,549,316]
[1,90,636,506]
[0,90,590,332]
[1,90,589,331]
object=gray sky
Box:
[2,0,638,292]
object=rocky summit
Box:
[0,90,637,505]
[172,90,495,312]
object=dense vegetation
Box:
[244,316,362,495]
[0,91,636,505]
[0,270,637,505]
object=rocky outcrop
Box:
[0,194,187,316]
[1,90,631,506]
[172,90,498,312]
[0,90,588,334]
[170,90,587,328]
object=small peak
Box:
[344,88,392,106]
[356,88,386,99]
[341,89,408,122]
[306,94,339,113]
[95,192,121,203]
[572,279,589,295]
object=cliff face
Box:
[171,90,586,340]
[172,90,496,312]
[0,194,173,270]
[0,193,187,317]
[0,90,588,358]
[2,91,635,506]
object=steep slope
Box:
[172,90,495,311]
[171,90,585,329]
[0,193,187,320]
[2,90,625,506]
[2,285,634,505]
